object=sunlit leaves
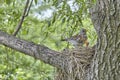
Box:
[0,1,55,80]
[34,0,38,4]
[4,0,13,5]
[0,1,23,34]
[0,0,97,80]
[50,0,89,35]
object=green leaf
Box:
[34,0,38,4]
[5,0,12,5]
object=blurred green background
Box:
[0,0,97,80]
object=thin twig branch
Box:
[13,0,33,36]
[25,0,33,17]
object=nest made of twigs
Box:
[55,47,95,80]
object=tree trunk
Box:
[88,0,120,80]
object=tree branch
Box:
[13,0,32,36]
[25,0,33,17]
[0,30,65,70]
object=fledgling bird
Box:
[62,28,89,48]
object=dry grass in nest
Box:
[55,47,95,80]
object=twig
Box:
[25,0,33,17]
[13,0,33,36]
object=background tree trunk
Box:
[88,0,120,80]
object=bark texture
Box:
[0,30,94,80]
[0,30,66,70]
[89,0,120,80]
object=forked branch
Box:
[13,0,33,36]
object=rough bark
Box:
[0,30,66,70]
[89,0,120,80]
[0,30,94,80]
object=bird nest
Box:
[55,47,95,80]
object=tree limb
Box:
[0,30,65,70]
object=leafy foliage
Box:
[0,0,97,80]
